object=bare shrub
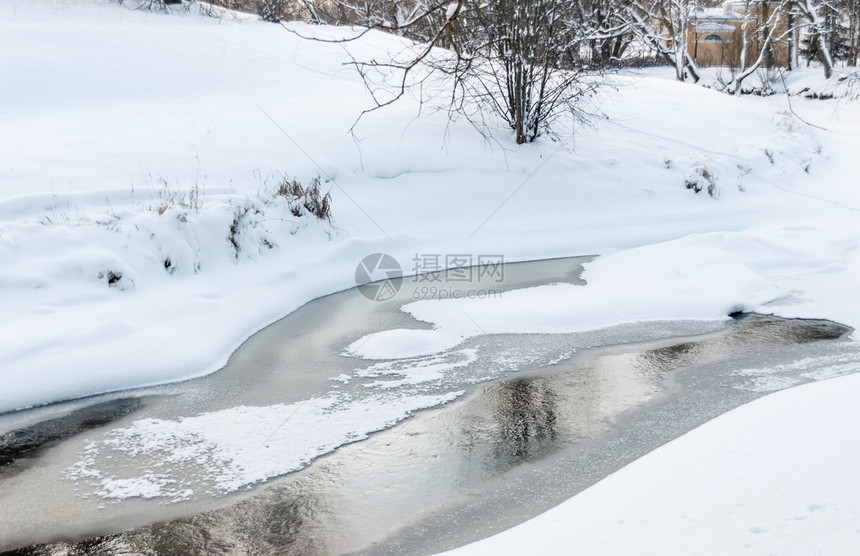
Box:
[271,175,332,221]
[112,0,183,12]
[147,177,202,215]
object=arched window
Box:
[703,34,724,42]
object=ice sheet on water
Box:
[65,328,609,503]
[66,390,462,501]
[732,351,860,392]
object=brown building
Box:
[689,1,792,68]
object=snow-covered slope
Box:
[3,1,856,414]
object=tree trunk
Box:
[817,32,834,78]
[804,0,835,79]
[789,14,799,70]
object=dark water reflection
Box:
[633,314,848,376]
[2,315,855,556]
[0,399,141,477]
[492,380,559,465]
[8,485,326,556]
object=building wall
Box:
[689,3,791,68]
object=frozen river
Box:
[0,256,857,554]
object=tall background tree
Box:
[622,0,702,82]
[797,0,837,78]
[730,0,792,94]
[848,0,860,65]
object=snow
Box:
[441,371,860,555]
[348,235,785,359]
[1,0,860,552]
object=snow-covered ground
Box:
[2,0,860,552]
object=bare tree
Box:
[576,0,635,67]
[848,0,860,65]
[323,0,603,144]
[729,0,792,94]
[448,0,602,143]
[114,0,183,11]
[796,0,837,77]
[259,0,289,21]
[622,0,702,82]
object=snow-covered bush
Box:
[5,175,334,293]
[684,165,718,198]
